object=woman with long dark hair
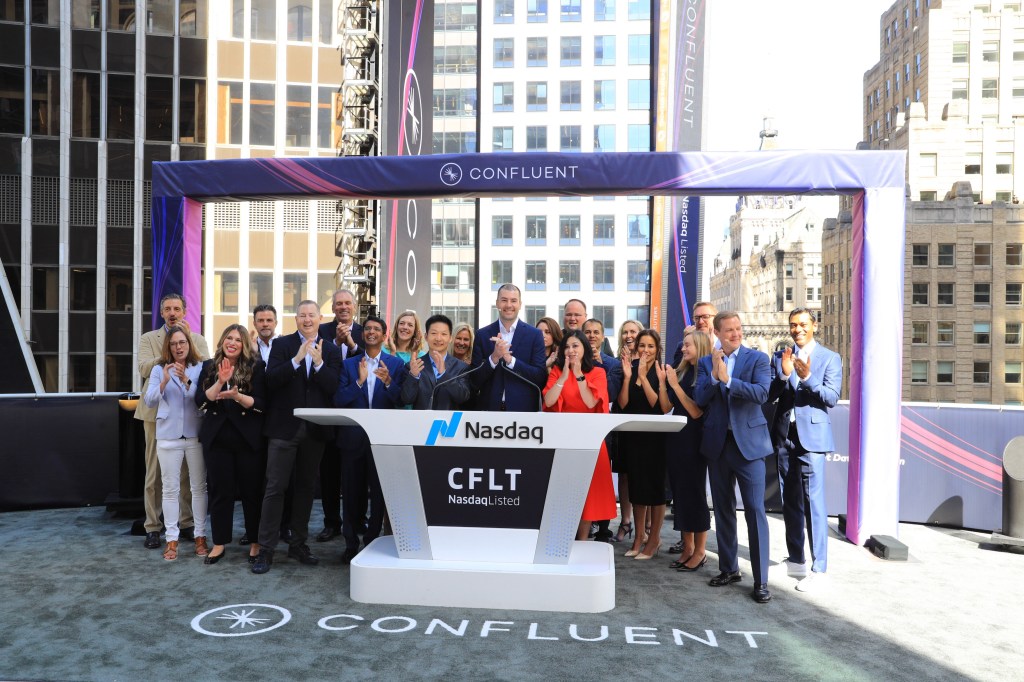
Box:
[543,330,617,540]
[143,326,209,561]
[660,330,712,572]
[618,328,669,559]
[195,324,266,565]
[536,317,564,371]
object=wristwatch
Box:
[576,374,585,382]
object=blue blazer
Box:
[768,343,842,454]
[597,353,623,404]
[470,320,548,412]
[695,345,773,461]
[334,351,407,449]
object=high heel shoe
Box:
[676,554,707,572]
[624,541,645,558]
[669,555,694,569]
[613,522,634,543]
[635,543,661,560]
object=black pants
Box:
[205,423,263,547]
[319,441,343,531]
[341,442,384,551]
[257,424,324,550]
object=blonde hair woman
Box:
[450,322,475,364]
[384,310,426,362]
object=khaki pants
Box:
[143,420,194,533]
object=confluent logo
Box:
[426,412,463,446]
[439,163,463,186]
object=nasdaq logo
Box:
[425,411,463,446]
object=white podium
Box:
[296,409,684,613]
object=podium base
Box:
[351,537,615,613]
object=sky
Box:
[699,0,897,294]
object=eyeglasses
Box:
[169,340,189,347]
[694,314,714,321]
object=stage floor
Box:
[0,506,1019,682]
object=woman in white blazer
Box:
[143,326,209,561]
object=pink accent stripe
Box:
[846,191,865,543]
[901,419,1002,480]
[258,158,357,196]
[901,438,1001,493]
[182,198,203,332]
[905,408,1000,462]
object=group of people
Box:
[136,284,842,604]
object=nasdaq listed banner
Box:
[651,0,706,345]
[379,0,433,324]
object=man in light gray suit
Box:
[401,314,471,410]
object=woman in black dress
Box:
[618,328,668,560]
[660,330,712,572]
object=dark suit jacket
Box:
[334,351,407,449]
[470,320,547,412]
[264,331,343,441]
[694,345,773,461]
[319,319,364,360]
[768,343,842,454]
[195,359,267,452]
[400,355,471,410]
[595,353,623,404]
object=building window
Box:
[1007,322,1023,345]
[785,263,794,277]
[594,124,615,152]
[526,126,547,151]
[974,282,991,304]
[1008,243,1023,266]
[492,216,513,245]
[628,80,650,110]
[561,0,581,21]
[560,81,582,111]
[1015,40,1024,60]
[912,243,929,266]
[920,191,937,201]
[785,287,793,302]
[595,0,616,21]
[559,216,581,245]
[627,34,650,65]
[996,153,1013,174]
[997,191,1013,202]
[432,263,475,291]
[983,41,999,62]
[912,321,929,344]
[974,321,991,344]
[627,124,649,151]
[433,46,478,74]
[595,36,616,65]
[522,305,545,325]
[627,214,650,245]
[974,361,990,384]
[560,36,582,66]
[528,0,548,22]
[526,216,547,245]
[594,80,616,110]
[937,282,954,305]
[982,79,998,99]
[1008,282,1023,305]
[627,261,649,291]
[525,261,546,290]
[492,126,513,151]
[952,79,968,100]
[527,37,548,66]
[594,261,615,290]
[627,0,649,20]
[72,72,101,139]
[560,125,581,152]
[937,321,955,345]
[912,282,929,305]
[526,82,548,111]
[249,82,275,146]
[965,153,981,174]
[285,84,310,147]
[593,304,615,335]
[936,361,954,384]
[495,0,514,23]
[1006,362,1023,384]
[912,360,928,384]
[938,243,955,266]
[974,243,992,266]
[594,215,614,245]
[493,82,514,112]
[919,153,937,176]
[559,261,580,290]
[494,38,514,67]
[952,41,969,63]
[491,261,512,290]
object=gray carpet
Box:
[0,507,1018,681]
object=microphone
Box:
[429,360,486,411]
[499,359,544,413]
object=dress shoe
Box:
[251,549,273,574]
[287,544,319,565]
[751,584,772,603]
[144,531,161,549]
[340,547,359,565]
[677,554,708,572]
[280,528,294,544]
[315,526,341,543]
[204,548,226,565]
[635,543,660,560]
[708,570,742,587]
[669,555,693,569]
[238,534,251,546]
[178,526,195,542]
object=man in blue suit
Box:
[695,311,774,603]
[334,315,406,564]
[471,284,548,412]
[769,308,842,593]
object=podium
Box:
[297,409,684,613]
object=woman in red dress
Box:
[543,330,617,540]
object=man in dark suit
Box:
[769,308,842,593]
[334,315,407,564]
[252,300,342,574]
[401,314,471,410]
[695,311,774,603]
[471,283,547,412]
[316,288,363,542]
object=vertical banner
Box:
[651,0,706,347]
[379,0,433,324]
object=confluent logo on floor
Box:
[191,603,769,649]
